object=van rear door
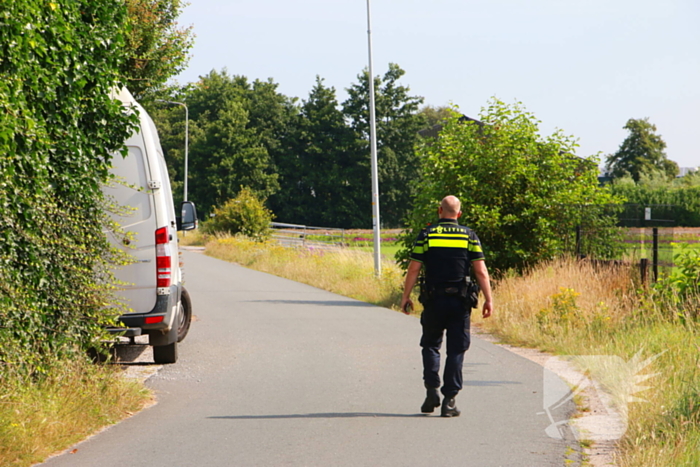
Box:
[104,136,157,314]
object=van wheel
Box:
[177,288,192,343]
[153,342,178,364]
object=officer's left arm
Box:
[400,260,423,314]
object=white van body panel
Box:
[104,88,182,336]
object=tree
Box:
[270,77,367,227]
[244,78,298,166]
[121,0,194,99]
[343,63,426,227]
[188,98,278,217]
[605,118,678,182]
[398,99,621,273]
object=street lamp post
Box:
[366,0,381,277]
[157,99,189,202]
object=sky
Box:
[173,0,699,169]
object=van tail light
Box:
[145,315,164,324]
[155,227,171,288]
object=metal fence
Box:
[575,204,679,283]
[617,204,676,228]
[270,222,346,249]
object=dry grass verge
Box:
[0,362,150,467]
[477,258,638,351]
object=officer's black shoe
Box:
[441,396,460,418]
[420,387,441,413]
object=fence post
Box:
[640,258,649,287]
[652,227,659,282]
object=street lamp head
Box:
[156,99,185,107]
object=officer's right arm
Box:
[401,229,428,314]
[400,260,422,314]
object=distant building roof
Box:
[418,114,484,139]
[678,167,698,177]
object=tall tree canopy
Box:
[343,63,426,227]
[269,77,366,227]
[151,70,293,216]
[399,99,620,273]
[605,118,678,182]
[419,105,453,130]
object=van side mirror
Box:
[177,201,198,231]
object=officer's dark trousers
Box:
[420,294,471,398]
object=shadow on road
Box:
[208,412,426,420]
[114,343,150,364]
[245,299,378,308]
[110,340,162,382]
[464,380,521,387]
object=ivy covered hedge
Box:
[0,1,136,376]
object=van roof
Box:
[111,87,137,106]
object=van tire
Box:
[177,287,192,343]
[153,342,178,364]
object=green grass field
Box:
[305,230,403,260]
[351,242,401,259]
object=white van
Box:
[103,88,197,364]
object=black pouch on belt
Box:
[434,280,477,310]
[433,281,467,297]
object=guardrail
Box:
[270,222,345,248]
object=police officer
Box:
[400,195,493,417]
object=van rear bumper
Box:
[110,285,180,334]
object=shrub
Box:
[536,287,583,334]
[646,245,700,323]
[203,188,274,240]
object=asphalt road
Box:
[41,251,579,467]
